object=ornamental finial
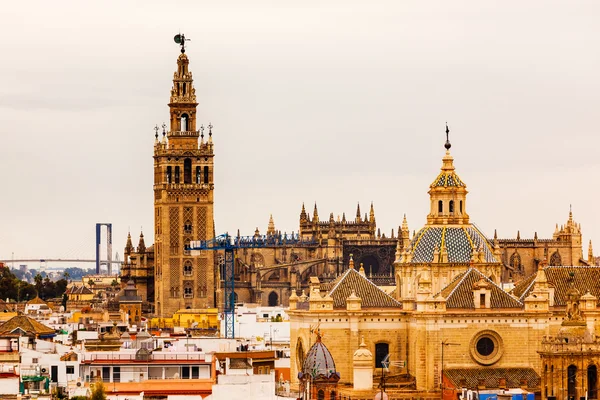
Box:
[444,122,451,150]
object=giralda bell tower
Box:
[154,34,216,317]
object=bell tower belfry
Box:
[154,35,216,317]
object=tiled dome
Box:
[431,170,466,188]
[301,335,339,379]
[407,225,497,264]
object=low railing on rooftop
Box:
[84,352,208,362]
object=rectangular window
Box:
[113,367,120,383]
[32,358,39,364]
[182,366,190,379]
[66,365,75,374]
[102,366,110,382]
[480,294,486,308]
[191,366,199,379]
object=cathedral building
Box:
[289,135,600,399]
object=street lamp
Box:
[441,340,460,391]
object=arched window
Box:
[375,342,389,368]
[184,287,193,298]
[438,200,443,214]
[460,200,463,214]
[181,113,188,131]
[550,365,554,396]
[296,340,305,371]
[203,166,209,184]
[510,252,522,272]
[183,260,193,276]
[544,364,548,397]
[166,166,172,184]
[589,365,598,400]
[175,166,180,184]
[550,251,562,266]
[330,391,336,400]
[184,220,193,234]
[184,158,192,184]
[317,390,325,400]
[449,200,454,213]
[196,166,201,184]
[568,365,577,399]
[268,291,279,307]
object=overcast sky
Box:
[0,0,598,264]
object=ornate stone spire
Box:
[313,203,319,223]
[349,254,355,270]
[267,214,276,236]
[589,240,595,264]
[168,46,199,148]
[138,232,146,254]
[356,203,361,223]
[300,203,307,223]
[125,232,134,255]
[369,202,375,225]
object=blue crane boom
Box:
[188,232,315,338]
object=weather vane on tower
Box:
[174,33,191,53]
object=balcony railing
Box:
[84,352,208,362]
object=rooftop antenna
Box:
[174,33,191,53]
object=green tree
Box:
[90,381,107,400]
[55,278,68,297]
[0,266,36,301]
[34,273,43,296]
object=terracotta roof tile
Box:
[328,269,401,309]
[513,266,600,305]
[27,296,47,305]
[0,315,55,337]
[445,367,540,389]
[510,274,537,300]
[439,268,522,309]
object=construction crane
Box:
[188,232,315,338]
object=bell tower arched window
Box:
[204,166,209,184]
[180,113,188,131]
[438,200,443,214]
[196,166,201,184]
[184,158,192,184]
[449,200,455,214]
[183,260,192,276]
[460,200,463,214]
[166,166,172,184]
[174,166,180,184]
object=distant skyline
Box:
[0,1,599,263]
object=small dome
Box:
[407,226,497,264]
[302,335,338,379]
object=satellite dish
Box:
[174,34,183,44]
